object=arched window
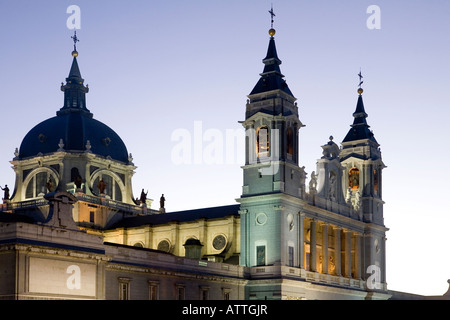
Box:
[256,126,269,157]
[349,168,360,189]
[24,168,59,199]
[91,171,123,202]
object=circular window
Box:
[212,235,227,251]
[157,240,171,253]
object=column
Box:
[321,222,328,274]
[381,236,387,287]
[334,226,341,276]
[354,232,362,279]
[238,209,249,266]
[298,212,305,269]
[310,219,317,272]
[343,229,352,278]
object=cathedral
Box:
[0,16,448,301]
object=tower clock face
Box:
[213,235,226,250]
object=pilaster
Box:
[298,212,305,269]
[343,229,352,278]
[309,219,317,272]
[334,226,342,276]
[321,222,329,274]
[353,232,362,279]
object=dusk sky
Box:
[1,0,449,296]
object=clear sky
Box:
[0,0,449,296]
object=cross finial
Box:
[269,5,276,29]
[71,30,79,52]
[358,69,364,94]
[358,69,363,88]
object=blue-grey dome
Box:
[18,51,130,164]
[18,110,129,163]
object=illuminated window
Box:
[256,126,269,157]
[349,168,360,189]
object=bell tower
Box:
[238,9,307,268]
[339,77,388,290]
[240,21,306,200]
[339,79,386,225]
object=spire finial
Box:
[71,30,79,57]
[268,5,276,37]
[358,69,364,94]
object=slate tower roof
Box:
[250,30,293,97]
[342,88,378,144]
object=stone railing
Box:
[247,265,389,291]
[0,199,49,212]
[0,193,157,216]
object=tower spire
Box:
[342,72,377,144]
[249,7,293,97]
[58,31,92,117]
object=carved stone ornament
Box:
[212,235,227,251]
